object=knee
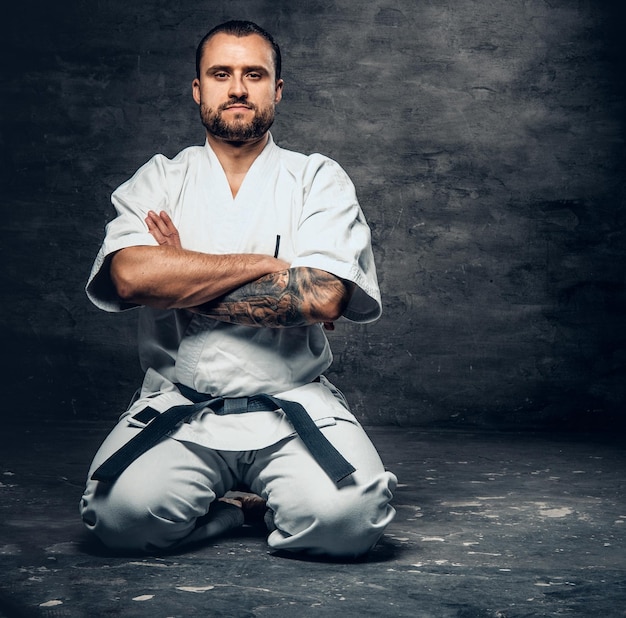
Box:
[80,475,208,551]
[269,471,397,557]
[317,477,396,556]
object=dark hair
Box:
[195,20,282,81]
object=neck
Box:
[206,133,270,175]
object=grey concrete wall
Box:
[2,0,624,430]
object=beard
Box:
[199,97,275,142]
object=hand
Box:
[146,210,182,249]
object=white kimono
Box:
[81,136,397,556]
[86,134,382,451]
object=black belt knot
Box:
[91,383,355,485]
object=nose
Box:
[228,74,248,99]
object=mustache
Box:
[219,97,257,112]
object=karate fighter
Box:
[80,20,397,557]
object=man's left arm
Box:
[196,266,355,328]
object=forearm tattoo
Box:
[197,267,349,328]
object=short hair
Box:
[195,20,282,81]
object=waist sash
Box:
[91,383,356,485]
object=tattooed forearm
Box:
[195,267,353,328]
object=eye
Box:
[214,71,229,80]
[247,72,262,80]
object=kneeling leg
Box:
[79,420,240,552]
[246,420,397,558]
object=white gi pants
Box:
[79,416,397,557]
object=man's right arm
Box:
[110,246,289,310]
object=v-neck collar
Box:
[203,134,279,205]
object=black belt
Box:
[91,383,355,485]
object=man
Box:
[80,20,396,557]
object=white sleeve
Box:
[290,155,382,323]
[85,156,167,312]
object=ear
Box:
[192,78,201,105]
[274,79,284,104]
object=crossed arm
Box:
[109,211,354,328]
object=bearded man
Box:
[79,20,396,557]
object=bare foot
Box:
[218,491,267,525]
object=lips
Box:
[220,99,255,112]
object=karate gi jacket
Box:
[86,135,382,450]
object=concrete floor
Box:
[0,419,625,617]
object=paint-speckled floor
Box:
[0,420,624,617]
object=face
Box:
[192,33,284,143]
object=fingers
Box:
[145,210,182,248]
[144,212,163,242]
[147,210,177,240]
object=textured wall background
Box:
[1,0,624,430]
